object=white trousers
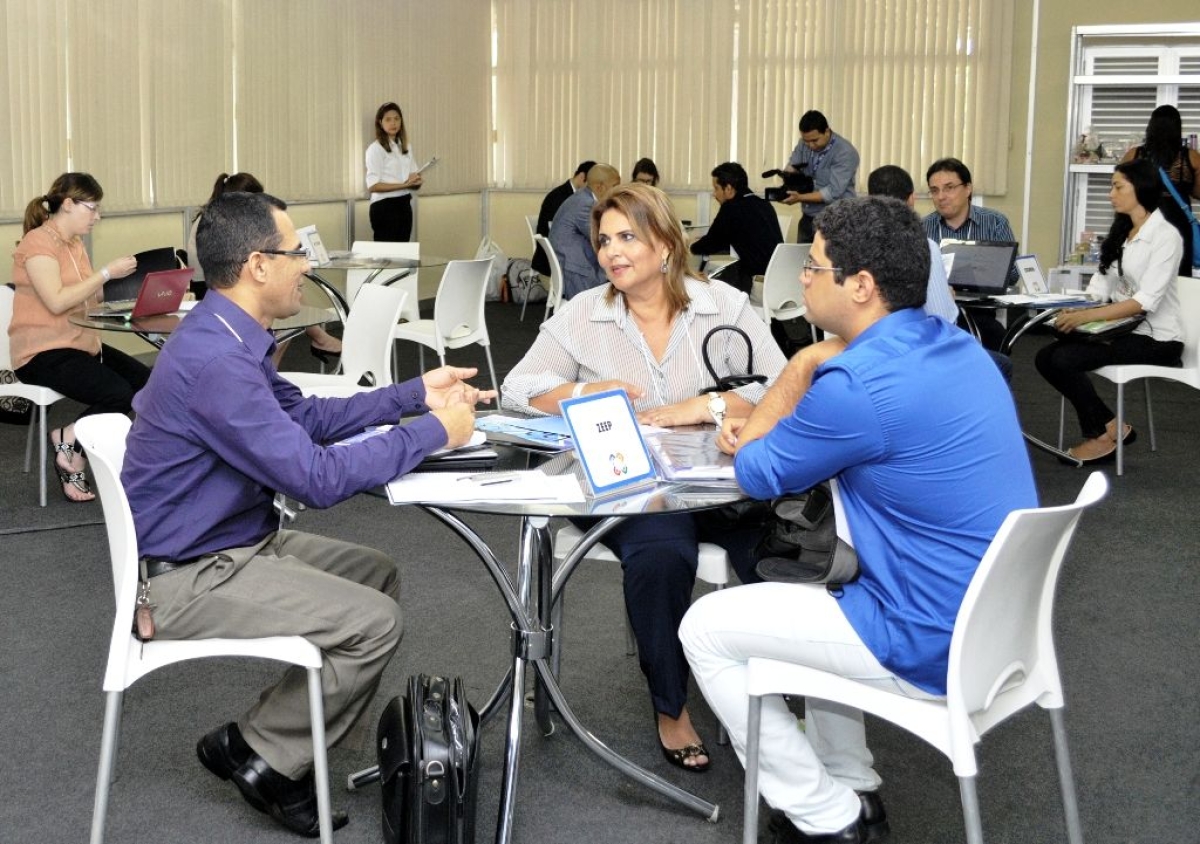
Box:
[680,581,936,835]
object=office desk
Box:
[359,448,738,843]
[70,305,333,350]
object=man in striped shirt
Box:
[923,158,1018,351]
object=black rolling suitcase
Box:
[377,674,481,844]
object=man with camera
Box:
[775,110,860,243]
[689,162,784,293]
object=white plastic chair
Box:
[514,216,545,321]
[533,234,564,322]
[760,243,810,324]
[279,283,408,395]
[345,240,421,325]
[0,285,67,506]
[1057,276,1200,475]
[742,472,1108,844]
[75,414,334,844]
[391,257,501,399]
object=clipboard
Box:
[559,389,656,497]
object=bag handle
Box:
[698,325,767,393]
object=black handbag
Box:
[753,483,860,587]
[378,674,481,844]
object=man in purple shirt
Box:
[122,191,493,837]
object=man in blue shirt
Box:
[780,110,859,244]
[123,191,494,837]
[681,196,1036,844]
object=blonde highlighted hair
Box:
[589,183,697,318]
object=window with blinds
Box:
[1064,25,1200,258]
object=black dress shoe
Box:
[766,791,888,844]
[771,816,867,844]
[231,752,349,838]
[197,723,254,782]
[857,791,890,842]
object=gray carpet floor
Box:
[2,301,1197,844]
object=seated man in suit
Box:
[681,195,1036,844]
[533,160,595,276]
[689,161,784,294]
[122,190,495,837]
[549,163,621,300]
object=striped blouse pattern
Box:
[501,277,787,416]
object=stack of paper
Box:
[386,469,584,505]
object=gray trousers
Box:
[146,530,403,778]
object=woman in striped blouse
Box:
[503,184,786,773]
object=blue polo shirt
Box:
[124,291,447,560]
[735,308,1037,694]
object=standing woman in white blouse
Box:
[365,102,422,242]
[1036,158,1185,464]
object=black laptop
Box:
[942,241,1018,301]
[101,247,182,303]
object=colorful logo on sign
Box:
[609,451,629,476]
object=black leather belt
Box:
[140,556,201,578]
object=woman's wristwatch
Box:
[706,392,727,425]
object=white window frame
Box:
[1062,24,1200,261]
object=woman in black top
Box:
[1122,104,1200,276]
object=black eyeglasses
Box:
[258,247,309,258]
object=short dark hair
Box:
[711,162,749,194]
[925,157,972,186]
[798,110,829,134]
[631,157,660,186]
[574,160,597,177]
[197,192,288,290]
[815,196,929,313]
[867,165,914,202]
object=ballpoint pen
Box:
[458,471,521,483]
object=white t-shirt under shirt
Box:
[365,140,416,203]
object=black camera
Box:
[762,166,814,203]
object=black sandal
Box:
[50,428,94,502]
[659,740,711,773]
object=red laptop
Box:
[88,268,193,319]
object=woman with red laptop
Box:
[10,173,149,502]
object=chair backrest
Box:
[347,240,420,323]
[525,214,538,245]
[762,243,810,321]
[947,471,1108,743]
[432,257,494,346]
[0,285,15,370]
[1175,275,1200,375]
[533,234,564,317]
[72,413,137,615]
[339,282,408,387]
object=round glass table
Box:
[357,443,741,843]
